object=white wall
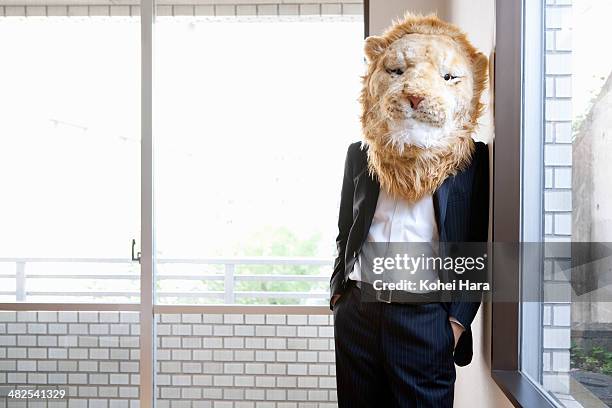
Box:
[368,1,511,406]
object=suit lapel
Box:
[434,177,452,240]
[361,171,380,243]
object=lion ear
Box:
[364,36,388,62]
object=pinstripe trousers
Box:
[333,282,456,407]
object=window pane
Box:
[521,1,612,406]
[0,17,141,303]
[154,8,364,305]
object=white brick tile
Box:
[120,313,139,323]
[234,325,254,336]
[319,351,335,362]
[552,350,570,372]
[193,374,213,386]
[173,5,194,16]
[17,312,37,322]
[545,144,572,166]
[297,326,317,337]
[183,362,203,374]
[203,315,224,324]
[256,376,275,387]
[195,5,214,15]
[0,312,16,322]
[28,347,47,359]
[172,349,191,360]
[257,4,278,16]
[235,375,255,387]
[319,376,336,388]
[287,390,308,401]
[545,191,571,211]
[99,336,119,348]
[203,337,223,348]
[546,54,572,75]
[111,324,130,335]
[245,315,265,325]
[277,376,297,388]
[276,326,296,337]
[287,364,307,375]
[554,167,571,188]
[213,350,233,361]
[193,325,213,336]
[90,348,109,359]
[48,373,67,384]
[193,350,213,361]
[48,324,68,334]
[308,315,329,325]
[287,316,307,325]
[203,362,224,374]
[543,327,571,348]
[28,323,47,334]
[245,363,266,374]
[554,122,572,143]
[161,314,180,324]
[255,326,275,336]
[546,99,572,121]
[182,314,202,324]
[17,335,36,346]
[321,4,342,15]
[279,4,298,15]
[245,337,265,348]
[546,6,571,29]
[255,350,275,362]
[554,213,571,235]
[297,351,317,362]
[214,325,232,336]
[38,360,57,371]
[553,304,571,326]
[300,4,320,15]
[266,363,286,375]
[342,3,363,15]
[298,376,318,388]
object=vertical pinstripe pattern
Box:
[334,283,456,407]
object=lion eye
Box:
[443,73,458,81]
[387,68,404,76]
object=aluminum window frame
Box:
[0,3,368,406]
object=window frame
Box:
[0,3,369,407]
[490,0,559,406]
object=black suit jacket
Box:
[330,141,489,367]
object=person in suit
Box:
[330,13,489,407]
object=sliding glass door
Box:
[0,2,365,406]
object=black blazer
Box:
[330,141,489,367]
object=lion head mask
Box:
[361,13,488,202]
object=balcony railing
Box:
[0,257,333,303]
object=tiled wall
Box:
[543,0,572,396]
[0,311,336,407]
[156,313,336,408]
[0,1,363,18]
[0,311,140,408]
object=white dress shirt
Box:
[348,188,464,329]
[349,188,439,282]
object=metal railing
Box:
[0,257,333,303]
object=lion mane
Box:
[361,13,488,202]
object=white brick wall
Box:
[0,1,362,17]
[156,313,336,408]
[0,311,140,408]
[543,1,572,399]
[0,312,336,407]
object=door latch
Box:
[131,239,141,263]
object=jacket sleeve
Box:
[448,142,490,327]
[329,144,356,309]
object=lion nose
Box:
[407,95,424,109]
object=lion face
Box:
[361,15,488,150]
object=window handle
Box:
[131,239,141,263]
